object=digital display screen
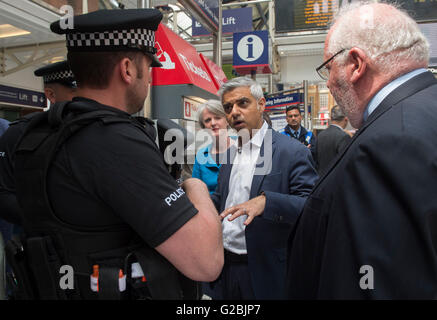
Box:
[275,0,339,32]
[275,0,437,33]
[395,0,437,22]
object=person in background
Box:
[315,105,352,176]
[192,99,234,195]
[0,60,77,227]
[0,61,77,300]
[287,2,437,299]
[34,60,77,104]
[280,105,317,161]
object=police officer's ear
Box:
[119,57,136,85]
[44,86,56,104]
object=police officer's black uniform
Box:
[8,9,199,300]
[0,60,76,225]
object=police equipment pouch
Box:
[5,234,73,300]
[4,236,35,300]
[25,236,68,300]
[127,247,200,300]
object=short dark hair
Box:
[67,51,144,89]
[286,105,301,114]
[330,105,346,121]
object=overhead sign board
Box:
[233,30,272,75]
[268,113,287,132]
[265,92,302,111]
[152,24,218,95]
[0,84,46,108]
[192,7,253,36]
[192,0,220,28]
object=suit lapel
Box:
[313,71,437,191]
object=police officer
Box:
[34,60,77,104]
[280,105,317,161]
[0,60,77,299]
[10,9,223,300]
[0,60,77,226]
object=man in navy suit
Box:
[287,2,437,299]
[211,77,318,299]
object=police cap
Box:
[34,60,76,88]
[50,9,163,67]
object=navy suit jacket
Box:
[287,71,437,299]
[211,128,318,299]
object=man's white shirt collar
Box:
[240,121,268,149]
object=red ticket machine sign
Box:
[199,53,228,90]
[184,100,192,118]
[152,24,218,95]
[183,97,202,121]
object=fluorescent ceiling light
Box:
[0,24,31,39]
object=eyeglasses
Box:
[316,49,347,81]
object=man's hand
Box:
[220,195,266,226]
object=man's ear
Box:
[119,57,135,84]
[44,87,56,104]
[347,48,367,84]
[258,97,266,113]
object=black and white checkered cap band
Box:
[67,28,156,52]
[43,70,74,83]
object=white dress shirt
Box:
[222,121,268,254]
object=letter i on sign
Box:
[246,37,254,59]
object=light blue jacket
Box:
[192,145,221,194]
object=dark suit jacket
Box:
[286,71,437,299]
[316,125,351,176]
[211,128,318,299]
[282,125,317,162]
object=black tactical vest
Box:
[9,100,199,300]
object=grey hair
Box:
[217,76,264,104]
[197,99,226,128]
[330,105,346,121]
[328,1,429,74]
